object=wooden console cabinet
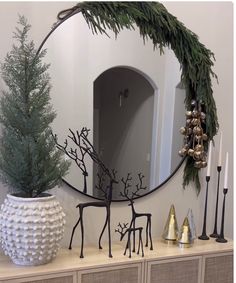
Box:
[0,239,233,283]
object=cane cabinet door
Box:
[202,252,233,283]
[2,272,76,283]
[77,262,143,283]
[146,256,202,283]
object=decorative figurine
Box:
[120,173,153,252]
[115,222,144,258]
[162,204,179,244]
[178,217,193,248]
[54,127,118,258]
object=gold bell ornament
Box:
[178,100,208,169]
[162,204,179,244]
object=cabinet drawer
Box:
[203,252,233,283]
[146,256,202,283]
[78,263,143,283]
[3,272,76,283]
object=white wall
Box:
[0,2,233,252]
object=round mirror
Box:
[40,11,185,200]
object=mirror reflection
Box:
[42,12,185,200]
[93,67,154,199]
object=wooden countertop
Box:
[0,238,233,281]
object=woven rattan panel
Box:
[81,266,139,283]
[19,276,74,283]
[204,254,233,283]
[150,258,200,283]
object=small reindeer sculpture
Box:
[115,222,144,258]
[54,127,118,258]
[120,173,153,252]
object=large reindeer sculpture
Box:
[54,127,118,258]
[120,173,153,252]
[115,222,144,258]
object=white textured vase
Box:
[0,194,65,266]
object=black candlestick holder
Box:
[216,188,228,243]
[198,176,210,240]
[210,166,221,238]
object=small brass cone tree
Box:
[178,217,193,248]
[162,204,179,243]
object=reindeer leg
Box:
[145,218,149,247]
[137,230,141,255]
[124,240,128,256]
[132,219,136,252]
[98,211,108,250]
[124,235,129,256]
[79,207,84,258]
[140,231,144,257]
[107,205,112,258]
[128,232,132,258]
[69,216,81,250]
[149,216,153,250]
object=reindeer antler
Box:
[78,127,117,183]
[52,130,88,176]
[120,173,132,199]
[132,173,147,198]
[95,172,107,197]
[111,169,118,183]
[115,222,129,236]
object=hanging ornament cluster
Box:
[179,100,208,168]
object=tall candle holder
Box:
[210,166,221,238]
[198,176,210,240]
[216,188,228,243]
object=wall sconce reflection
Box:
[119,88,129,107]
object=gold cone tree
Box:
[162,204,179,244]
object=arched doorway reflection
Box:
[93,67,156,199]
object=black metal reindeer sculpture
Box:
[115,222,144,258]
[54,127,118,258]
[120,173,153,252]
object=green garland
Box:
[57,2,218,193]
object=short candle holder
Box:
[216,188,228,243]
[198,176,210,240]
[210,166,221,238]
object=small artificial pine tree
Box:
[0,16,70,198]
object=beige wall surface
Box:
[0,2,233,252]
